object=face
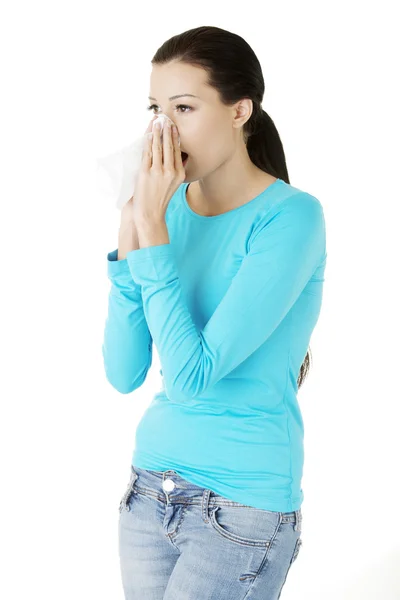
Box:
[148,61,247,181]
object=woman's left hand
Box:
[132,119,186,224]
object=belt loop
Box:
[131,464,139,483]
[202,488,212,523]
[294,508,302,532]
[130,466,138,484]
[122,468,138,512]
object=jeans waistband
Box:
[127,465,302,532]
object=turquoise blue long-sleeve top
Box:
[102,178,327,512]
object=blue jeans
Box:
[118,465,303,599]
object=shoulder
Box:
[248,187,326,259]
[257,186,325,231]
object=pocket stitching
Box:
[209,506,270,548]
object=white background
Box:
[1,1,399,598]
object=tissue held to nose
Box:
[152,113,180,145]
[96,113,182,211]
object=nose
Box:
[149,113,181,146]
[159,112,177,128]
[146,113,176,132]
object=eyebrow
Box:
[148,94,200,101]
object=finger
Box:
[172,125,183,170]
[152,120,162,169]
[163,120,174,170]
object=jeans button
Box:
[162,478,175,491]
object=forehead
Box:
[149,62,213,102]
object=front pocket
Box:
[209,505,279,548]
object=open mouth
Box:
[181,151,189,166]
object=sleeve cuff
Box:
[126,243,178,284]
[107,247,133,271]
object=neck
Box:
[187,146,276,217]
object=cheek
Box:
[182,117,227,160]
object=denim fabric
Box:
[118,465,303,599]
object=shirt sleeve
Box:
[102,248,153,394]
[126,193,326,402]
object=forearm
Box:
[117,221,140,260]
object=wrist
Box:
[134,213,165,229]
[120,210,136,230]
[135,217,169,249]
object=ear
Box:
[232,98,254,131]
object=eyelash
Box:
[146,104,192,114]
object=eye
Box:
[175,104,192,114]
[146,104,192,114]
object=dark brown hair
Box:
[151,25,311,389]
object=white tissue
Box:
[96,114,180,210]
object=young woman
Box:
[103,25,327,600]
